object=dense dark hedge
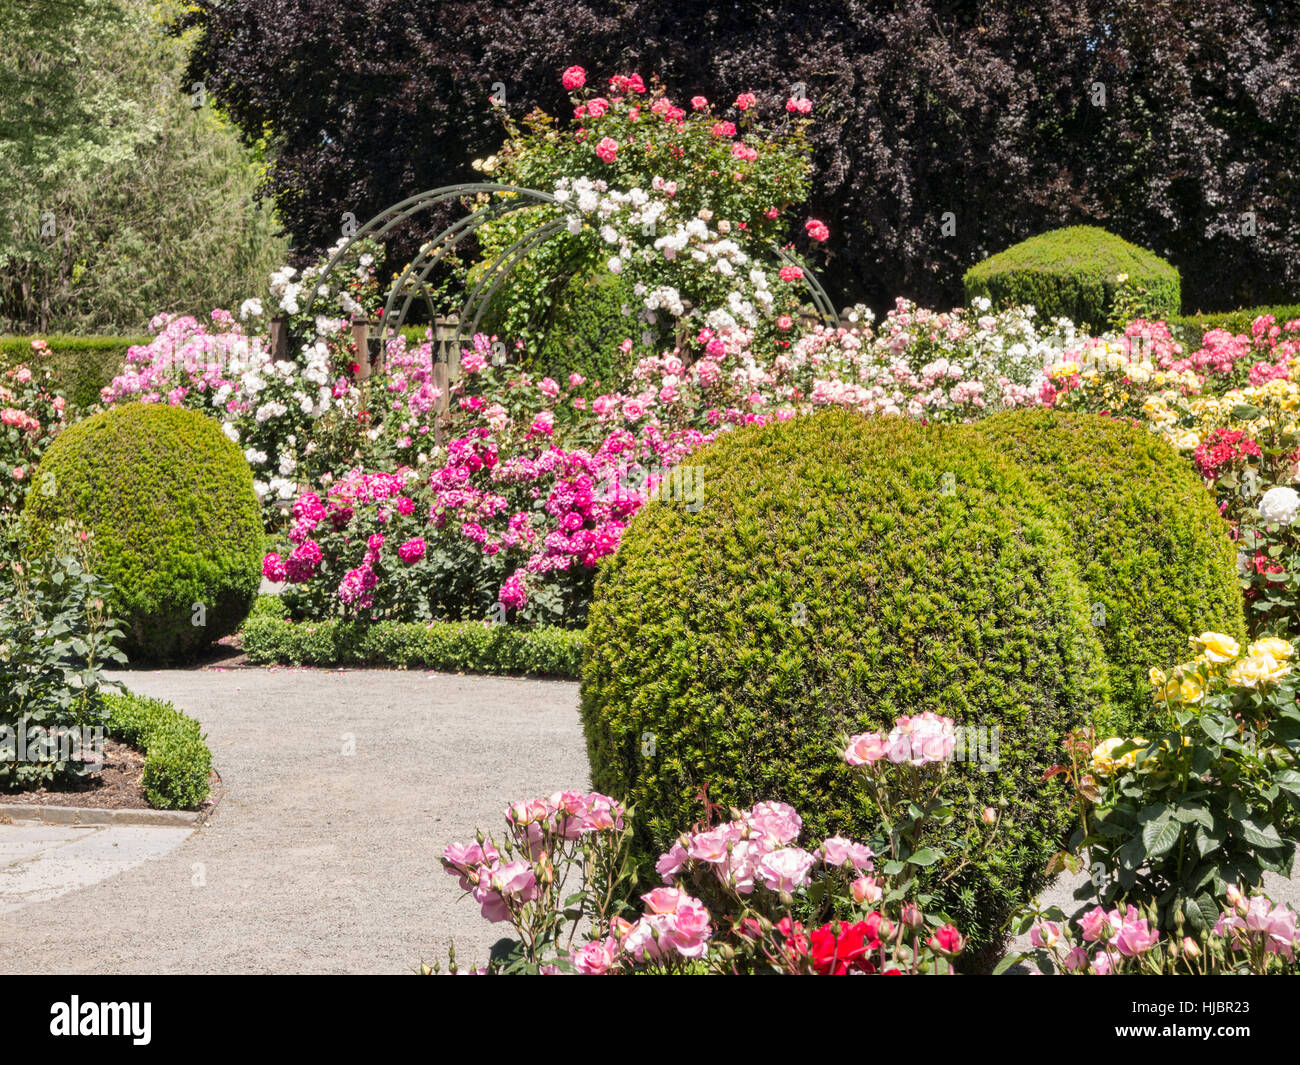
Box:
[185,0,1300,312]
[964,411,1246,731]
[103,689,213,809]
[0,335,147,409]
[241,607,584,677]
[581,409,1111,961]
[22,403,263,662]
[963,226,1180,327]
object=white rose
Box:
[1260,486,1300,526]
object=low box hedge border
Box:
[1,335,150,410]
[102,690,214,810]
[240,612,584,678]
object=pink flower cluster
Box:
[845,712,957,768]
[442,790,625,924]
[1215,885,1300,960]
[655,801,872,896]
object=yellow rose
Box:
[1190,632,1241,664]
[1051,361,1080,378]
[1177,676,1206,703]
[1149,667,1168,687]
[1091,737,1148,775]
[1227,654,1290,689]
[1248,637,1295,661]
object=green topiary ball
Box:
[581,409,1111,962]
[963,225,1180,327]
[22,402,263,663]
[962,410,1245,732]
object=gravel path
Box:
[0,667,587,974]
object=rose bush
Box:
[0,349,67,519]
[432,711,977,975]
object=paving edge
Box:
[0,804,205,828]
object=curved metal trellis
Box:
[299,182,839,371]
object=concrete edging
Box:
[0,804,206,828]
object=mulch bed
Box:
[0,738,222,813]
[0,737,151,809]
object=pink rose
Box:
[805,218,830,242]
[595,137,619,163]
[573,937,618,975]
[734,92,757,110]
[746,800,801,844]
[561,65,586,90]
[397,537,426,564]
[757,847,816,894]
[845,731,889,766]
[690,95,709,110]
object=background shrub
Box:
[0,336,149,409]
[963,226,1180,328]
[103,690,213,809]
[581,409,1110,963]
[964,410,1246,732]
[22,402,263,663]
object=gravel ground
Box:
[0,667,588,975]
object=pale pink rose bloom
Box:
[1115,917,1159,957]
[1030,921,1061,949]
[1078,906,1122,943]
[719,838,762,894]
[665,897,712,958]
[758,847,816,894]
[1092,951,1114,975]
[688,824,737,863]
[845,732,889,765]
[491,860,538,903]
[746,801,801,844]
[642,886,688,915]
[851,876,883,905]
[1062,946,1089,972]
[656,841,689,882]
[573,937,619,975]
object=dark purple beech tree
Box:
[182,0,1300,312]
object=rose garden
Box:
[4,1,1300,989]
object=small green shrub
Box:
[963,410,1246,732]
[963,226,1180,328]
[240,614,584,677]
[103,690,212,809]
[581,409,1111,962]
[21,402,263,662]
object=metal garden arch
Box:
[290,182,840,375]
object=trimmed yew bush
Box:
[22,402,262,662]
[581,409,1111,961]
[963,226,1180,327]
[964,411,1245,731]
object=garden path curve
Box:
[0,667,587,974]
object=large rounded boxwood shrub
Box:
[23,402,263,662]
[963,225,1180,327]
[581,409,1111,962]
[962,410,1246,732]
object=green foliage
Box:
[1070,643,1300,938]
[0,335,149,409]
[241,613,583,677]
[103,690,212,809]
[0,521,127,789]
[490,266,647,391]
[1167,304,1300,350]
[580,409,1112,960]
[964,411,1246,733]
[21,402,263,663]
[0,0,286,334]
[963,226,1180,329]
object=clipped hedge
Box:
[581,409,1111,963]
[103,690,213,809]
[963,411,1246,732]
[963,225,1180,327]
[241,612,584,677]
[0,335,147,410]
[21,403,263,663]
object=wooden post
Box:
[350,316,371,381]
[270,317,289,360]
[432,360,449,446]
